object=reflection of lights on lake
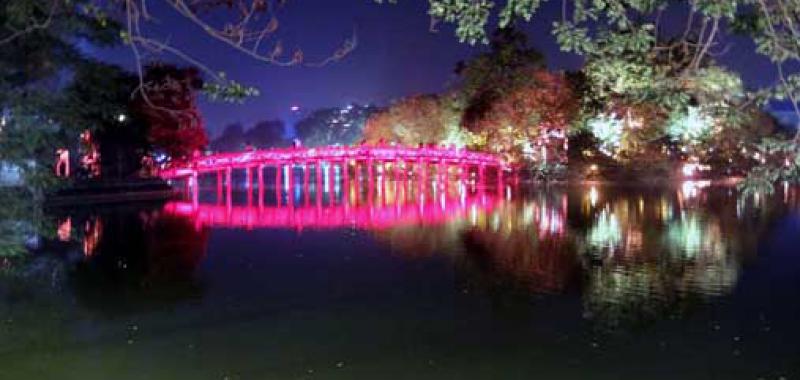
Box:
[667,215,704,256]
[57,218,71,241]
[589,187,599,207]
[681,180,711,199]
[470,205,478,225]
[588,210,622,250]
[682,162,711,178]
[784,181,790,204]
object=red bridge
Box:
[161,145,508,179]
[160,145,507,176]
[159,145,512,209]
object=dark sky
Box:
[92,0,786,137]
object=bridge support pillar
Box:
[225,167,232,209]
[315,160,323,206]
[216,170,223,204]
[275,164,282,206]
[367,160,375,208]
[418,159,425,185]
[303,162,310,206]
[257,165,264,208]
[190,172,199,207]
[287,163,295,208]
[438,162,446,192]
[497,166,504,197]
[246,166,253,206]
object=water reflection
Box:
[3,177,799,378]
[43,179,799,326]
[43,207,210,314]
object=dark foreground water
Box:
[2,179,800,379]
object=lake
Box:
[1,177,799,379]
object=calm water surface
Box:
[2,177,800,379]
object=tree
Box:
[457,27,546,129]
[295,104,378,147]
[58,62,151,179]
[0,0,119,190]
[379,0,800,186]
[245,119,288,148]
[364,94,465,146]
[209,123,245,152]
[210,120,287,152]
[131,64,208,162]
[464,69,578,164]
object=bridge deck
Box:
[160,145,508,179]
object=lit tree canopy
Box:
[364,94,465,146]
[465,69,578,163]
[295,104,379,147]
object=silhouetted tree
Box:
[295,104,378,147]
[131,64,208,161]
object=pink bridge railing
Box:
[159,145,509,180]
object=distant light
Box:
[117,114,127,122]
[290,105,301,112]
[154,153,169,163]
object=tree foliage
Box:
[466,69,578,163]
[364,94,465,146]
[378,0,800,186]
[131,64,208,161]
[210,120,288,151]
[1,0,120,190]
[295,104,378,147]
[58,62,152,179]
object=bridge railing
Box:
[160,145,509,179]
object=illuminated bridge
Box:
[158,146,515,227]
[160,145,510,192]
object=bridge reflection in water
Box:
[62,178,799,328]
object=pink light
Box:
[162,194,502,230]
[158,145,509,180]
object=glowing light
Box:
[666,106,714,142]
[159,145,508,180]
[588,113,624,156]
[57,218,71,241]
[290,105,301,112]
[55,148,70,178]
[163,193,503,230]
[588,186,599,207]
[682,161,710,178]
[681,180,711,199]
[117,113,127,122]
[588,210,622,250]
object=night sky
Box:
[90,0,785,137]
